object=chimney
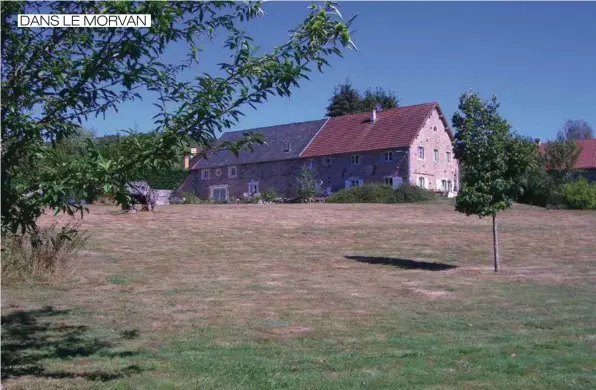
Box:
[184,147,199,169]
[371,109,377,123]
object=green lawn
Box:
[2,202,595,389]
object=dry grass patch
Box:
[2,201,595,389]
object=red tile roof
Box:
[539,139,596,169]
[300,102,446,158]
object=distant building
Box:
[539,139,596,182]
[178,102,459,201]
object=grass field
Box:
[2,201,595,389]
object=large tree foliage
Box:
[1,1,356,234]
[360,87,399,112]
[542,140,583,175]
[556,119,593,141]
[325,81,362,117]
[325,81,398,117]
[452,93,536,272]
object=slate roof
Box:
[539,139,596,169]
[301,102,444,158]
[193,119,328,169]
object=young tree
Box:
[452,93,536,272]
[1,1,356,234]
[360,87,399,112]
[325,80,362,117]
[296,166,319,202]
[556,119,593,141]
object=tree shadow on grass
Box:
[345,256,457,271]
[1,306,143,382]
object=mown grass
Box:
[2,202,595,389]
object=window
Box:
[215,168,222,177]
[307,159,315,169]
[351,178,363,187]
[351,155,360,165]
[417,176,426,188]
[248,180,259,195]
[441,179,448,191]
[384,176,393,186]
[201,169,210,180]
[228,166,237,178]
[433,126,438,132]
[190,147,198,155]
[384,151,393,162]
[210,185,228,201]
[446,151,452,163]
[454,172,458,192]
[323,157,332,166]
[433,149,439,163]
[418,146,425,160]
[283,142,291,153]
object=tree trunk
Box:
[492,213,500,272]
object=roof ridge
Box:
[220,118,327,137]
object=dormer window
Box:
[284,142,291,153]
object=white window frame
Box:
[383,176,393,186]
[433,149,439,163]
[351,155,360,165]
[417,175,426,188]
[215,168,222,177]
[248,179,260,196]
[209,185,228,201]
[418,146,425,160]
[383,151,393,162]
[228,166,237,178]
[201,169,210,180]
[446,151,452,164]
[349,177,363,187]
[441,179,448,191]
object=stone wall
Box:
[409,108,459,191]
[153,189,174,205]
[188,148,410,201]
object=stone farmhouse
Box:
[178,102,460,201]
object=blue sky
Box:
[85,1,596,141]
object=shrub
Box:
[2,221,88,281]
[327,184,434,204]
[261,189,277,202]
[561,177,596,209]
[394,184,435,202]
[181,191,211,204]
[247,194,262,204]
[518,168,564,208]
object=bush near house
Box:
[181,191,213,204]
[261,190,278,202]
[561,177,596,209]
[327,184,434,204]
